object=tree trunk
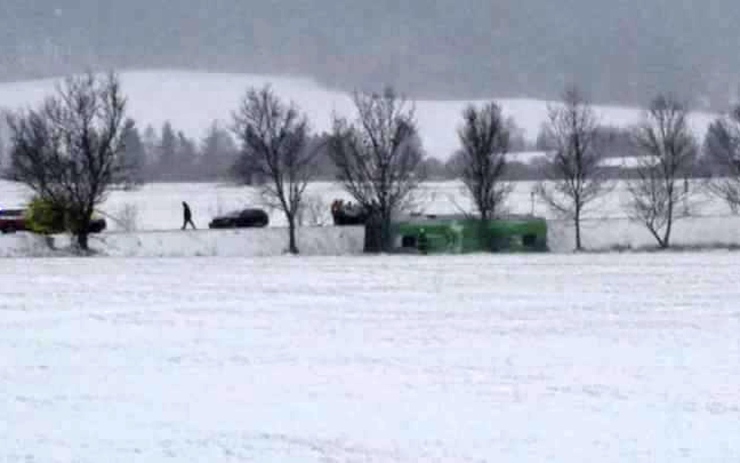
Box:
[76,232,89,250]
[574,205,582,251]
[379,208,394,253]
[646,223,665,249]
[287,213,299,254]
[73,212,93,251]
[361,206,389,254]
[363,212,383,253]
[662,209,673,249]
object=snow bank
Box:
[0,226,365,258]
[0,233,59,258]
[548,215,740,252]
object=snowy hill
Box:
[0,69,719,159]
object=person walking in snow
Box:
[181,201,196,230]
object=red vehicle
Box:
[0,208,28,233]
[330,199,370,226]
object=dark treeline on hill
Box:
[0,114,732,184]
[117,119,240,183]
[104,118,665,184]
[115,120,343,184]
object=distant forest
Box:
[0,114,724,185]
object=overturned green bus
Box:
[391,214,547,254]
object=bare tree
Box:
[232,85,316,254]
[0,111,9,176]
[297,193,329,227]
[7,72,128,250]
[329,87,425,252]
[627,94,697,249]
[703,106,740,213]
[535,86,609,251]
[456,101,512,226]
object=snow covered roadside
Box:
[0,226,365,258]
[5,180,740,254]
[0,233,60,258]
[4,215,740,258]
[548,215,740,252]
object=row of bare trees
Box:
[232,86,424,254]
[6,71,740,254]
[450,85,740,252]
[3,72,427,253]
[503,87,740,251]
[704,107,740,213]
[499,88,699,251]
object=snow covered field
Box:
[1,253,739,462]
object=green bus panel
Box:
[391,216,547,254]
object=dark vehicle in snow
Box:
[208,208,269,229]
[86,218,107,233]
[330,199,370,226]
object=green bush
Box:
[25,197,70,235]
